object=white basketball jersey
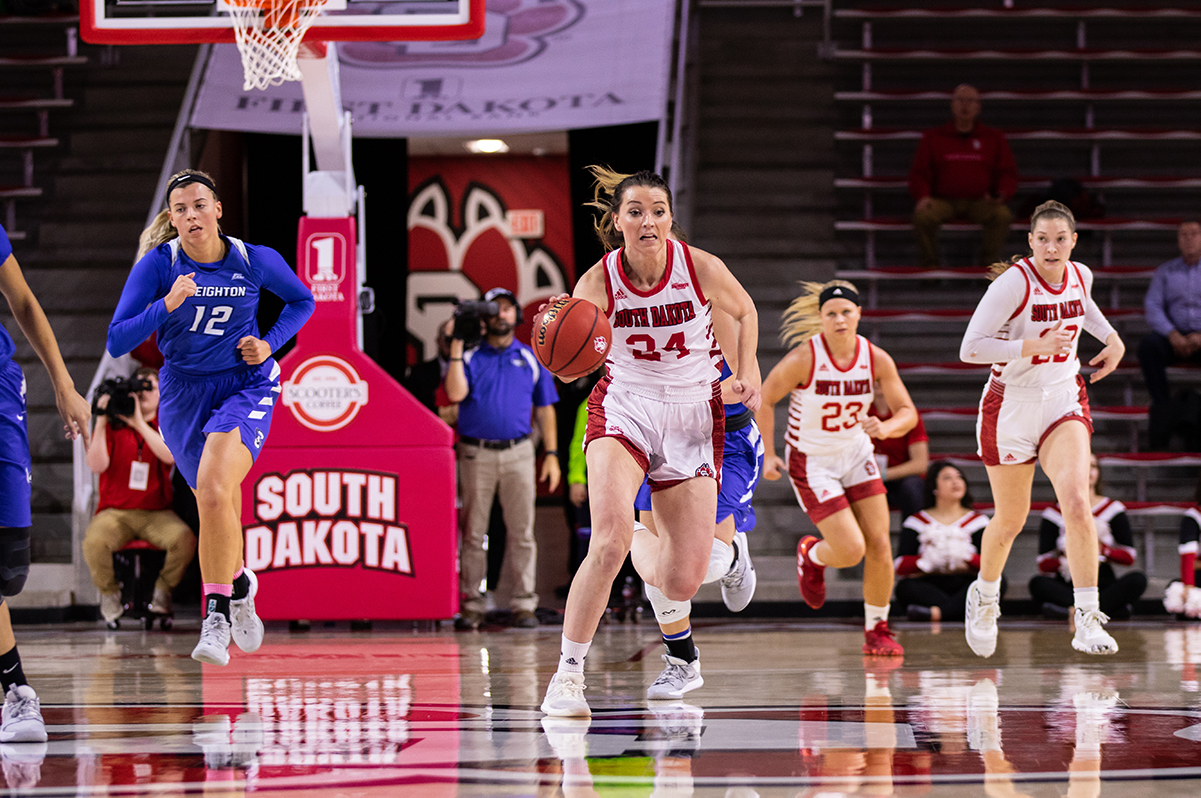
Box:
[990,258,1091,388]
[602,239,719,388]
[785,334,875,452]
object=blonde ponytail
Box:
[137,209,177,260]
[780,279,859,348]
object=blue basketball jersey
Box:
[0,224,18,364]
[108,236,314,375]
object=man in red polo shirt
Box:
[909,84,1018,267]
[83,367,195,624]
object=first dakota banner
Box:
[190,0,675,137]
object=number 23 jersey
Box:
[602,239,719,389]
[785,333,875,453]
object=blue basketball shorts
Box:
[0,360,30,529]
[158,360,282,488]
[634,419,764,533]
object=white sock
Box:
[558,636,591,674]
[977,577,1002,599]
[704,539,734,584]
[1074,586,1100,613]
[865,603,890,630]
[807,541,826,567]
[646,583,692,626]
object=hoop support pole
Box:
[298,42,356,217]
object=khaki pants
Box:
[83,508,196,595]
[457,439,538,614]
[913,197,1014,267]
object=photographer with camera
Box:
[445,288,560,629]
[84,367,195,625]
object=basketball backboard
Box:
[80,0,485,45]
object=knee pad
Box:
[645,583,691,626]
[704,539,734,585]
[0,527,30,597]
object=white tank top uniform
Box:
[783,334,886,523]
[584,239,725,488]
[960,259,1117,466]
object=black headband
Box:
[819,285,859,308]
[166,173,216,203]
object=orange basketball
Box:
[532,297,612,380]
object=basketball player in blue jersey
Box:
[0,221,91,743]
[107,170,314,666]
[633,344,763,701]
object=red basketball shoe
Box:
[796,535,827,609]
[863,620,904,656]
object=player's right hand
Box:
[1028,320,1073,358]
[164,272,197,313]
[763,453,786,481]
[534,293,570,318]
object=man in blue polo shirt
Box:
[446,288,560,629]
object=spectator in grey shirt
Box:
[1139,219,1201,449]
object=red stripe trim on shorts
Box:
[846,478,887,503]
[980,381,1004,466]
[786,447,850,523]
[711,381,725,490]
[583,375,650,473]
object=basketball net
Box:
[226,0,327,91]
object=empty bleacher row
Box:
[0,13,83,239]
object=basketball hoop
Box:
[225,0,328,91]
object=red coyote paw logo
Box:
[407,177,569,365]
[593,336,608,353]
[695,463,714,478]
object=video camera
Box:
[93,375,153,427]
[451,299,499,347]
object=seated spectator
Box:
[895,461,995,622]
[868,383,929,523]
[83,368,196,624]
[1164,477,1201,619]
[404,317,458,425]
[1029,454,1146,621]
[1138,220,1201,449]
[909,84,1017,267]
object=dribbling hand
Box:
[164,272,197,313]
[238,336,272,365]
[762,453,786,481]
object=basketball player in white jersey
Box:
[757,280,917,656]
[960,200,1125,657]
[540,167,760,717]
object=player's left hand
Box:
[57,387,92,447]
[861,414,884,438]
[238,336,272,365]
[540,453,561,493]
[1088,334,1125,383]
[732,364,762,412]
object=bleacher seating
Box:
[0,13,82,238]
[824,1,1201,589]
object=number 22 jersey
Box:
[785,333,875,453]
